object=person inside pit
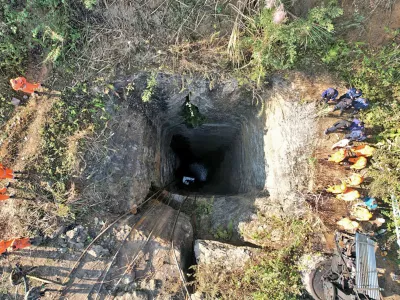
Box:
[182,176,195,185]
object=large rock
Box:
[181,194,257,244]
[107,202,193,298]
[194,240,256,271]
[263,77,317,214]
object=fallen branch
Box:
[26,274,64,286]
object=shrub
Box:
[232,3,343,85]
[0,0,89,126]
[180,95,206,128]
[141,73,158,102]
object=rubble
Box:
[88,245,110,258]
[59,225,89,251]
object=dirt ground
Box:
[312,106,400,298]
[0,1,399,299]
[340,0,400,47]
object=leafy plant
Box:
[232,3,343,85]
[180,94,206,128]
[195,197,214,216]
[141,72,157,102]
[213,220,233,240]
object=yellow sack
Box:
[328,149,348,163]
[351,206,373,221]
[346,173,364,186]
[351,144,375,157]
[349,156,367,170]
[337,218,359,231]
[326,182,347,194]
[336,188,360,201]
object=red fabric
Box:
[11,238,31,250]
[10,77,40,94]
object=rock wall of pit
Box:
[84,72,316,214]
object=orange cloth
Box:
[0,194,10,201]
[10,77,41,94]
[346,173,364,186]
[0,187,9,201]
[0,240,13,254]
[0,164,14,179]
[11,238,31,250]
[0,238,31,254]
[349,156,368,170]
[328,149,348,163]
[351,144,375,157]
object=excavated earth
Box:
[0,72,322,299]
[6,71,394,299]
[1,71,399,299]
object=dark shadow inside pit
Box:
[170,134,230,194]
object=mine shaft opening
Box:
[164,116,266,195]
[170,129,235,194]
[151,79,267,198]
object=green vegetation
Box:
[31,84,108,217]
[181,95,206,128]
[195,198,214,217]
[193,216,311,299]
[0,0,89,124]
[141,73,158,102]
[213,220,233,241]
[230,3,343,85]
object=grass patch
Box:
[192,216,312,299]
[229,2,343,86]
[0,0,92,125]
[25,84,109,222]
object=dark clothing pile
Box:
[322,88,338,102]
[325,119,366,141]
[339,88,363,101]
[332,98,353,115]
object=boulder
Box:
[107,202,193,298]
[194,240,255,271]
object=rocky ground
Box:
[0,1,400,299]
[0,70,399,299]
